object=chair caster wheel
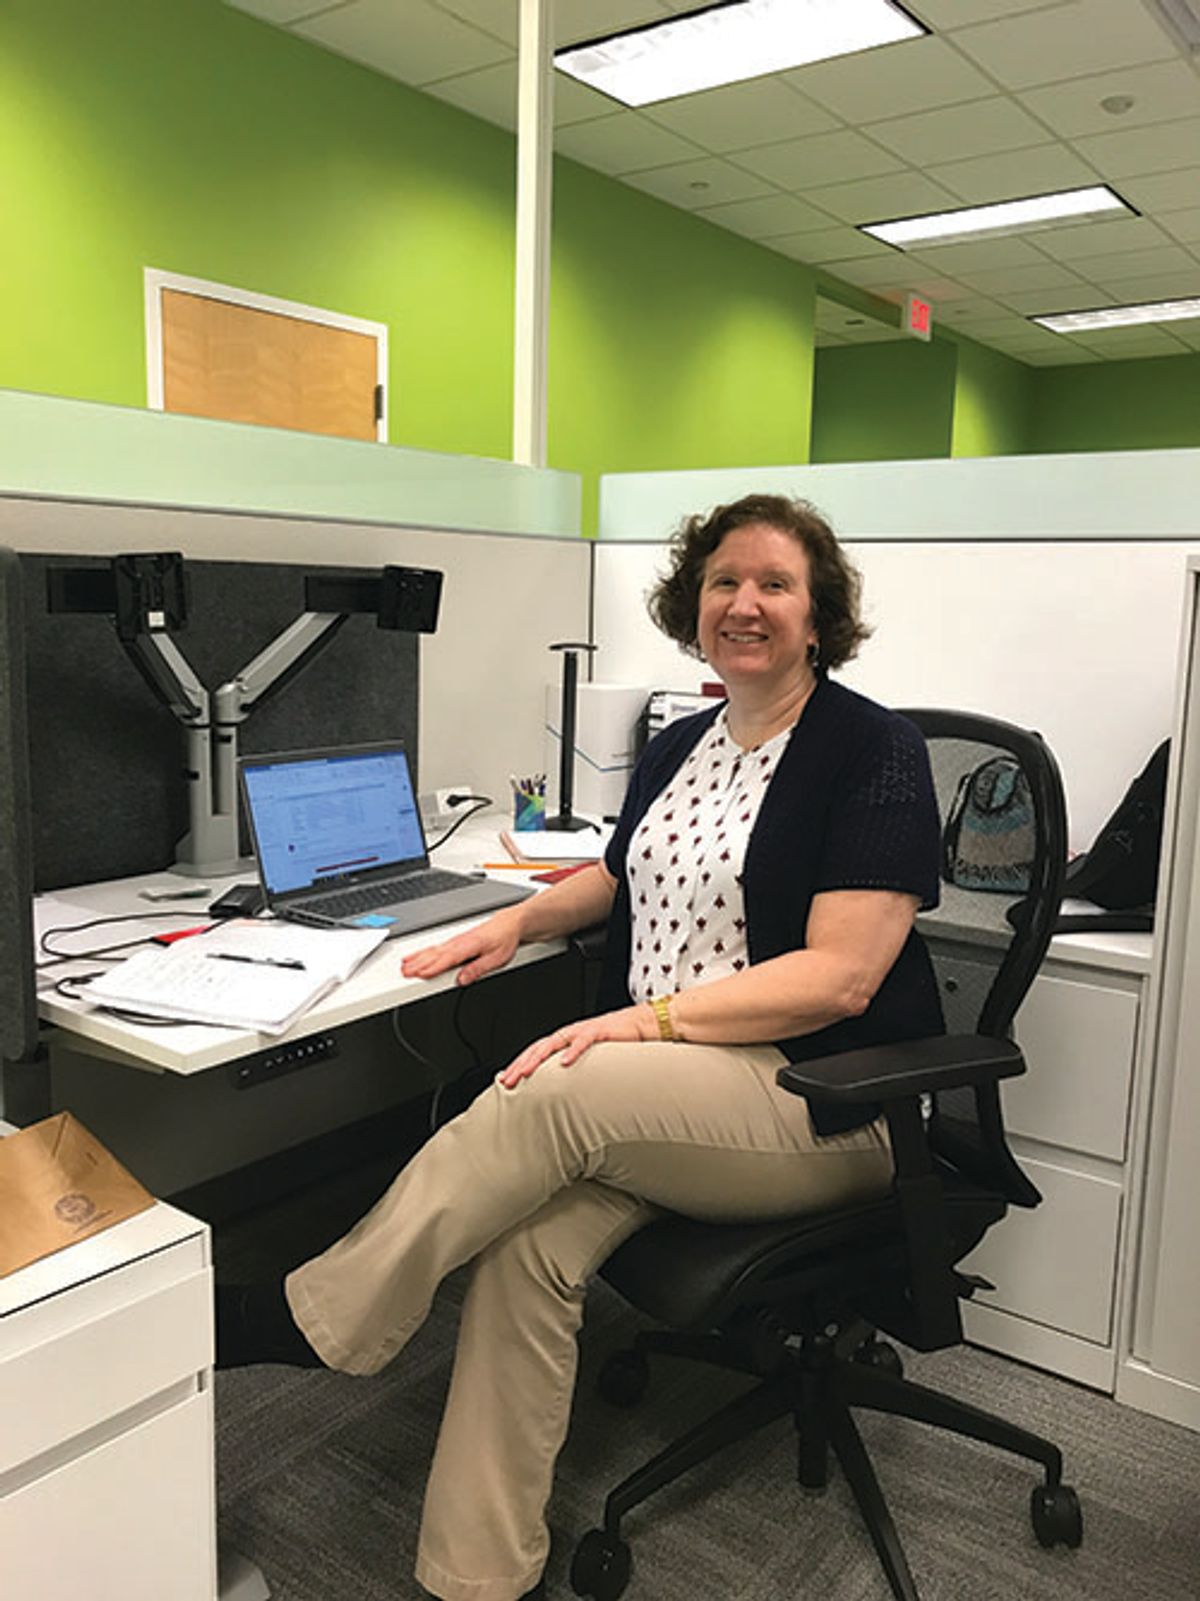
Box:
[597,1347,650,1408]
[571,1528,632,1600]
[1031,1483,1083,1548]
[855,1338,904,1379]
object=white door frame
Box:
[143,267,390,442]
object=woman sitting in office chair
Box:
[220,493,944,1601]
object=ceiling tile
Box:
[642,79,838,154]
[910,0,1072,28]
[428,61,627,132]
[865,98,1049,168]
[1001,284,1115,313]
[1035,215,1173,260]
[1119,166,1200,212]
[951,314,1043,337]
[824,256,969,297]
[924,143,1099,205]
[695,193,838,240]
[225,0,347,22]
[554,113,704,176]
[620,156,775,210]
[936,299,1016,325]
[949,1,1176,92]
[908,236,1057,274]
[294,0,509,86]
[1063,243,1196,283]
[730,129,905,189]
[434,0,667,49]
[423,61,517,128]
[954,260,1088,295]
[1016,345,1101,364]
[769,226,897,264]
[785,36,996,124]
[1160,207,1200,244]
[1066,324,1195,356]
[1016,60,1200,140]
[1089,270,1200,302]
[1070,117,1200,180]
[802,170,960,226]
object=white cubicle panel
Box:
[0,495,591,817]
[1120,556,1200,1432]
[592,536,1189,853]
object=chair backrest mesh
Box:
[901,712,1067,1204]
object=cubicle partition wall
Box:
[0,496,594,884]
[0,549,36,1075]
[595,452,1200,850]
[21,555,420,889]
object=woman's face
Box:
[696,522,818,692]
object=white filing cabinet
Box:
[942,936,1153,1392]
[0,1188,218,1601]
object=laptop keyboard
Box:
[308,869,467,918]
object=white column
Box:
[512,0,554,468]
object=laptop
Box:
[239,742,532,938]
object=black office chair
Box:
[569,710,1080,1601]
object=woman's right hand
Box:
[400,905,524,986]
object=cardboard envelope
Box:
[0,1112,155,1277]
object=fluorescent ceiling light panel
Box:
[1033,298,1200,333]
[554,0,926,108]
[860,186,1131,249]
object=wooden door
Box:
[160,289,381,442]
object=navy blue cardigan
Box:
[599,678,944,1136]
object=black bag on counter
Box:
[1054,740,1169,935]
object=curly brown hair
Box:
[646,493,871,671]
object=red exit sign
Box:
[904,293,933,341]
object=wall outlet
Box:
[420,782,475,822]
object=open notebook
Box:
[84,921,387,1035]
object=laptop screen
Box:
[241,745,426,896]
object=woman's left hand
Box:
[497,1004,658,1088]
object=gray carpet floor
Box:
[215,1268,1200,1601]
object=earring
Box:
[807,640,820,668]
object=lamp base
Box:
[544,815,596,833]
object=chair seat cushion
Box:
[600,1177,1006,1331]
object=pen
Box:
[207,952,306,971]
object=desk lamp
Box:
[545,639,597,833]
[47,555,442,877]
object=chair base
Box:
[572,1327,1080,1601]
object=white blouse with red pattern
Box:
[625,708,792,1003]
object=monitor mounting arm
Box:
[47,556,443,879]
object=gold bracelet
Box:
[650,994,677,1041]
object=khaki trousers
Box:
[285,1040,893,1601]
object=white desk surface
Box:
[35,815,573,1078]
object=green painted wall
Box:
[951,337,1035,458]
[1,0,817,531]
[810,339,957,463]
[551,160,815,532]
[1030,352,1200,454]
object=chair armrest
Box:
[776,1033,1025,1104]
[568,922,610,964]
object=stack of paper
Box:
[500,824,612,865]
[83,921,387,1035]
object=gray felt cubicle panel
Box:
[0,549,37,1062]
[21,556,420,890]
